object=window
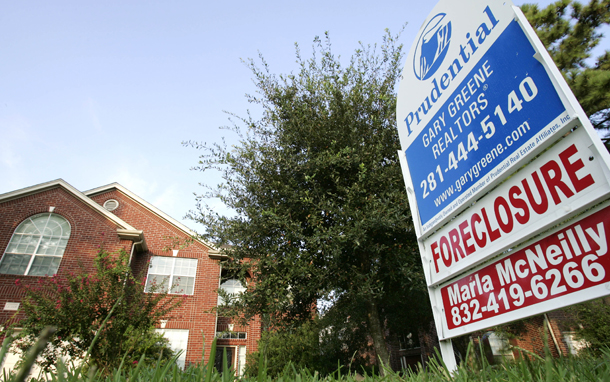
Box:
[145,256,197,295]
[156,329,189,369]
[218,278,246,305]
[398,333,417,350]
[214,346,236,374]
[216,331,247,339]
[563,332,588,355]
[211,345,247,376]
[485,332,513,363]
[400,356,408,371]
[0,213,71,276]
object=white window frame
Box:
[145,256,198,295]
[215,331,247,340]
[0,213,71,276]
[156,329,189,369]
[563,332,588,355]
[218,278,246,305]
[488,332,514,360]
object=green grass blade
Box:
[222,347,227,382]
[128,352,146,381]
[257,346,266,382]
[13,327,56,382]
[205,337,218,382]
[0,335,14,370]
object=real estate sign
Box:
[396,0,610,369]
[440,200,610,338]
[424,127,610,286]
[396,0,576,235]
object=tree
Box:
[243,319,329,377]
[14,248,182,372]
[187,31,429,372]
[243,310,388,377]
[522,0,610,129]
[566,299,610,355]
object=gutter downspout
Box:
[123,240,144,288]
[210,262,225,365]
[128,240,144,267]
[544,313,562,356]
[214,263,222,344]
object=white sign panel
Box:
[437,201,610,339]
[424,127,610,285]
[396,0,610,368]
[396,0,575,235]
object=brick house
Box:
[0,179,260,373]
[492,311,582,360]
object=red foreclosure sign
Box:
[424,127,610,285]
[441,202,610,331]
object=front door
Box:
[214,346,235,373]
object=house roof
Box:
[84,182,220,255]
[0,179,148,250]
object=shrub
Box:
[13,248,182,372]
[568,298,610,356]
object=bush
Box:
[244,320,322,377]
[244,317,375,377]
[568,298,610,356]
[13,248,182,372]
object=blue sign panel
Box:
[406,20,566,226]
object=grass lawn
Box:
[3,330,610,382]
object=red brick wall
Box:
[0,186,128,326]
[131,249,223,366]
[547,310,572,356]
[509,315,567,358]
[88,190,209,252]
[216,316,261,354]
[88,189,261,366]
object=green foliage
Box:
[568,298,610,356]
[244,318,374,377]
[244,320,321,377]
[522,0,610,129]
[14,248,181,373]
[5,326,610,382]
[187,30,429,370]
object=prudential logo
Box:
[413,13,452,81]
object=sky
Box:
[0,0,605,232]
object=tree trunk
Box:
[365,298,390,376]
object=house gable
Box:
[0,180,142,327]
[84,183,220,256]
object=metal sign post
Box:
[396,0,610,370]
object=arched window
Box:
[218,278,246,305]
[0,213,71,276]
